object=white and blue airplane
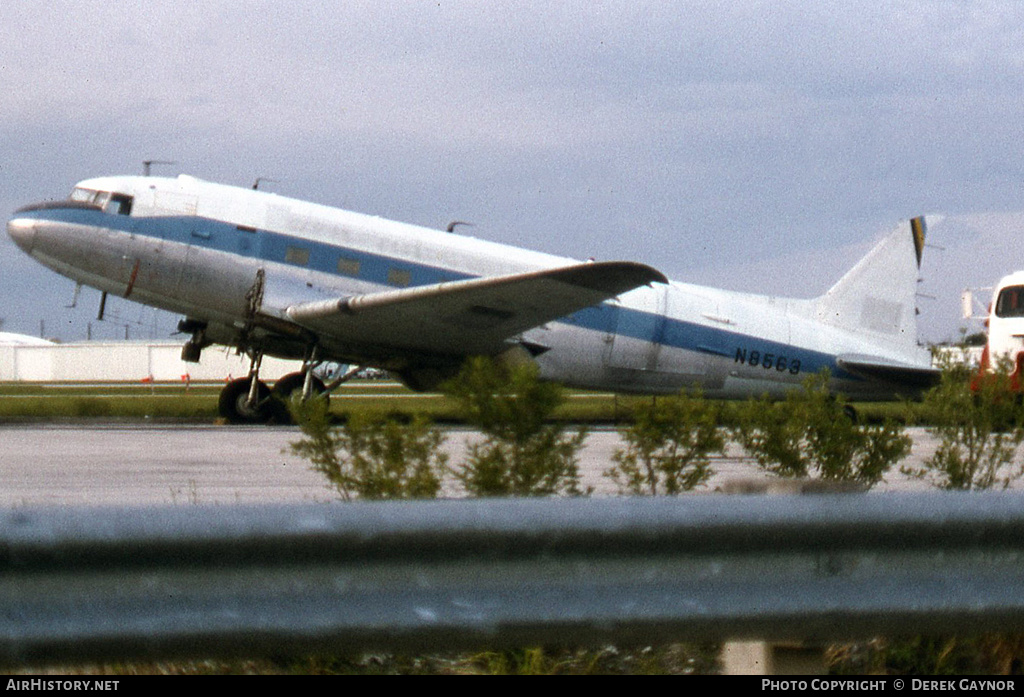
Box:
[7,173,938,422]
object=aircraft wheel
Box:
[218,378,275,424]
[272,372,329,423]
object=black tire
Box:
[218,378,274,424]
[272,372,329,423]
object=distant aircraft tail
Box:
[814,216,928,357]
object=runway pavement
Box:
[0,423,948,506]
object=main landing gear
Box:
[217,371,330,424]
[216,348,353,424]
[218,375,275,424]
[218,351,280,424]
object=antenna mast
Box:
[142,160,176,177]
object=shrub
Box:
[733,371,910,486]
[289,396,445,501]
[605,390,724,495]
[443,356,588,497]
[902,357,1024,490]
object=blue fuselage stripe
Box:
[24,207,843,375]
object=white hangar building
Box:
[0,338,305,383]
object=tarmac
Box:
[0,423,945,507]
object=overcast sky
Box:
[3,1,1024,343]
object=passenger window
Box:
[337,257,361,277]
[387,268,412,287]
[285,246,310,266]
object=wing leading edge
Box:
[285,261,668,357]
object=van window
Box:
[996,286,1024,318]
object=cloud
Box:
[4,1,1024,341]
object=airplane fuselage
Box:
[8,174,935,403]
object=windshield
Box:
[69,187,101,204]
[68,187,132,215]
[995,286,1024,318]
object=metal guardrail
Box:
[2,492,1024,667]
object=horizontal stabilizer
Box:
[286,261,667,357]
[837,354,940,391]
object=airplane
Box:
[7,173,939,423]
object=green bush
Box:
[442,357,588,497]
[605,390,724,495]
[289,396,445,501]
[902,357,1024,490]
[732,371,911,486]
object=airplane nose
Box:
[7,217,36,253]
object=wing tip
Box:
[562,261,668,294]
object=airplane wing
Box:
[284,261,667,357]
[836,354,941,391]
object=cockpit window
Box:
[995,286,1024,318]
[70,187,100,203]
[106,193,133,215]
[67,188,132,215]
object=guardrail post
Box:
[718,478,865,675]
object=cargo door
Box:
[606,285,668,372]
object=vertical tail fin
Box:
[815,216,927,355]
